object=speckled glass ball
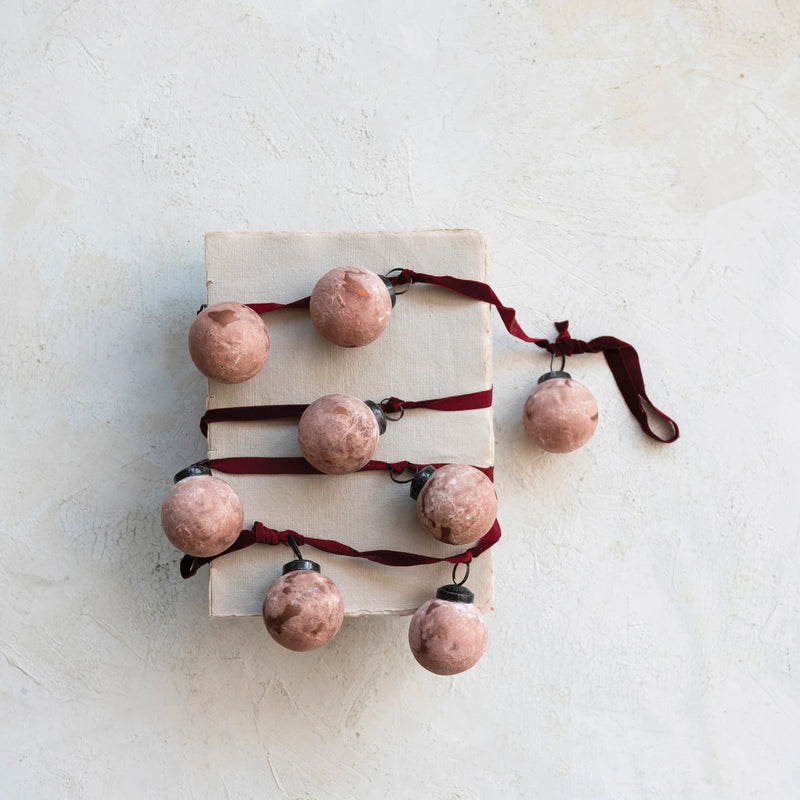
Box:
[309,266,393,347]
[416,464,498,545]
[523,377,599,453]
[160,474,244,557]
[408,596,488,675]
[188,301,270,383]
[262,568,345,651]
[297,394,380,474]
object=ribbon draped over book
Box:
[181,518,503,579]
[193,230,678,617]
[200,387,494,436]
[184,270,677,582]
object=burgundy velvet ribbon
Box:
[390,270,678,443]
[199,387,493,437]
[180,518,502,579]
[379,387,492,414]
[245,297,311,314]
[206,457,494,480]
[235,270,677,442]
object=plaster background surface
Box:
[2,1,799,798]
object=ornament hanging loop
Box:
[173,459,211,483]
[282,534,321,574]
[287,534,304,561]
[379,399,405,423]
[538,352,571,384]
[389,463,418,484]
[384,268,413,296]
[452,561,470,587]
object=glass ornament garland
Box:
[163,264,678,675]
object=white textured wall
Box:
[2,1,799,797]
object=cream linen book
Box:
[204,230,495,616]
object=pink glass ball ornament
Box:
[297,394,388,474]
[188,301,271,384]
[309,266,395,347]
[407,464,498,546]
[522,358,599,454]
[262,546,345,652]
[408,567,488,676]
[161,464,244,558]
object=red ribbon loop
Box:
[252,522,283,546]
[554,320,572,347]
[380,397,405,414]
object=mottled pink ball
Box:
[416,465,498,545]
[262,569,344,651]
[408,598,488,675]
[297,394,380,474]
[160,474,244,557]
[309,266,392,347]
[188,301,270,383]
[523,377,599,453]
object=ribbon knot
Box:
[392,268,414,285]
[555,320,571,341]
[252,522,281,545]
[252,523,305,548]
[549,319,578,357]
[380,397,405,414]
[388,459,415,475]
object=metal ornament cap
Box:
[435,583,475,603]
[173,463,212,483]
[380,275,397,308]
[364,400,388,435]
[409,465,436,500]
[282,559,321,575]
[537,370,572,384]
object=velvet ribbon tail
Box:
[547,323,679,443]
